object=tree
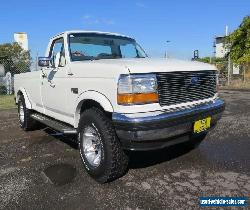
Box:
[225,15,250,65]
[0,42,31,74]
[196,57,227,64]
[196,57,211,64]
[196,57,228,72]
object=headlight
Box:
[117,74,158,105]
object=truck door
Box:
[41,37,73,123]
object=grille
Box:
[156,70,217,106]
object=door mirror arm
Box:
[41,71,47,78]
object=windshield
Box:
[68,33,147,61]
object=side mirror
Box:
[38,57,51,67]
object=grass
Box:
[222,80,250,90]
[0,95,16,110]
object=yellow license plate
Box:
[193,117,211,134]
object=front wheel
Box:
[18,95,37,131]
[78,108,129,183]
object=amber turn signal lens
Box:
[117,92,158,105]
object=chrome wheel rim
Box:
[82,124,102,167]
[19,103,24,123]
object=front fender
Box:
[74,90,114,127]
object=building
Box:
[214,36,229,58]
[214,34,240,75]
[14,32,28,51]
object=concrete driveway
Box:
[0,90,249,209]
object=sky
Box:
[0,0,249,60]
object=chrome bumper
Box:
[112,99,225,151]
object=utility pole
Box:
[225,25,229,36]
[243,65,246,83]
[36,51,38,71]
[226,25,231,86]
[165,40,171,58]
[228,55,231,86]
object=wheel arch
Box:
[16,88,32,109]
[74,91,114,128]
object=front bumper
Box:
[112,99,225,151]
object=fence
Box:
[0,57,249,96]
[216,60,250,87]
[0,58,31,95]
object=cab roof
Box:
[52,30,133,40]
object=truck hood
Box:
[94,58,217,74]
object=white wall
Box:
[14,33,28,51]
[215,37,229,58]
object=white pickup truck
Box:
[14,31,225,183]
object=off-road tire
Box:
[78,107,129,183]
[18,95,37,131]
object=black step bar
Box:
[31,113,77,134]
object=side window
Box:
[120,44,137,58]
[49,38,66,67]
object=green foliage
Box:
[196,57,227,64]
[0,42,31,74]
[196,57,211,63]
[196,57,228,72]
[225,15,250,64]
[0,85,7,94]
[213,57,227,63]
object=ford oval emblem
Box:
[190,76,199,85]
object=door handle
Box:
[68,72,74,76]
